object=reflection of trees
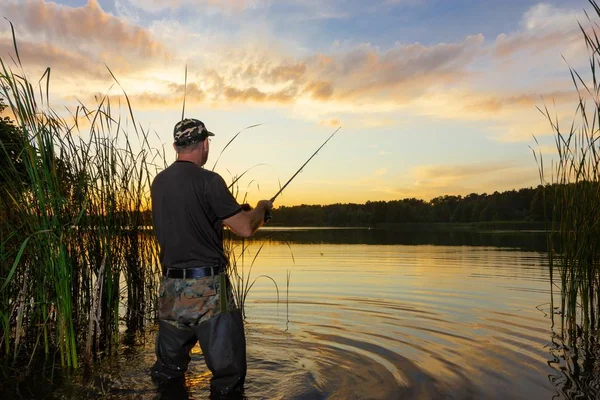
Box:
[245,227,551,252]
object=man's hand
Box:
[256,200,273,213]
[256,200,273,223]
[224,199,273,237]
[240,200,272,213]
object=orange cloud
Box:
[86,82,205,110]
[223,86,296,103]
[304,81,334,100]
[234,61,307,83]
[168,82,205,102]
[463,91,576,113]
[0,37,108,79]
[264,63,307,83]
[1,0,166,60]
[320,118,341,127]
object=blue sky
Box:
[0,0,594,205]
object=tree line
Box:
[268,187,554,226]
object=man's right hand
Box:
[224,199,273,237]
[256,200,273,213]
[257,200,273,223]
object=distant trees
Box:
[271,186,556,226]
[0,98,27,228]
[0,98,26,188]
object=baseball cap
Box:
[173,118,215,146]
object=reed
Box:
[0,26,162,376]
[536,0,600,341]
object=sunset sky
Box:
[0,0,593,206]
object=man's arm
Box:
[223,200,272,238]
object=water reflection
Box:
[250,226,551,252]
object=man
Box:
[150,118,272,396]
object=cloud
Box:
[0,0,591,142]
[412,163,514,186]
[168,82,205,102]
[124,0,261,14]
[315,34,485,101]
[172,33,486,109]
[124,0,350,20]
[0,37,108,79]
[463,90,576,114]
[304,80,334,100]
[319,118,340,127]
[0,0,167,65]
[86,81,206,110]
[263,62,307,83]
[494,4,583,59]
[223,85,296,103]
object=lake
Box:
[29,227,583,399]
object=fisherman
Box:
[150,118,272,396]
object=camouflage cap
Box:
[173,118,215,146]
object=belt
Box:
[163,266,223,279]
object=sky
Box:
[0,0,594,206]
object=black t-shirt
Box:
[151,160,242,269]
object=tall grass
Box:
[534,1,600,396]
[537,0,600,336]
[0,28,163,375]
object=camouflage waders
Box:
[151,272,246,396]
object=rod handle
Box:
[264,196,276,223]
[241,203,271,222]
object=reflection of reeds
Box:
[534,1,600,397]
[286,270,291,331]
[224,230,299,321]
[225,238,279,319]
[0,26,162,373]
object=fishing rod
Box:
[264,127,341,222]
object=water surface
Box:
[38,228,575,399]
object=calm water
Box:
[35,228,581,399]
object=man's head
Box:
[173,118,215,166]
